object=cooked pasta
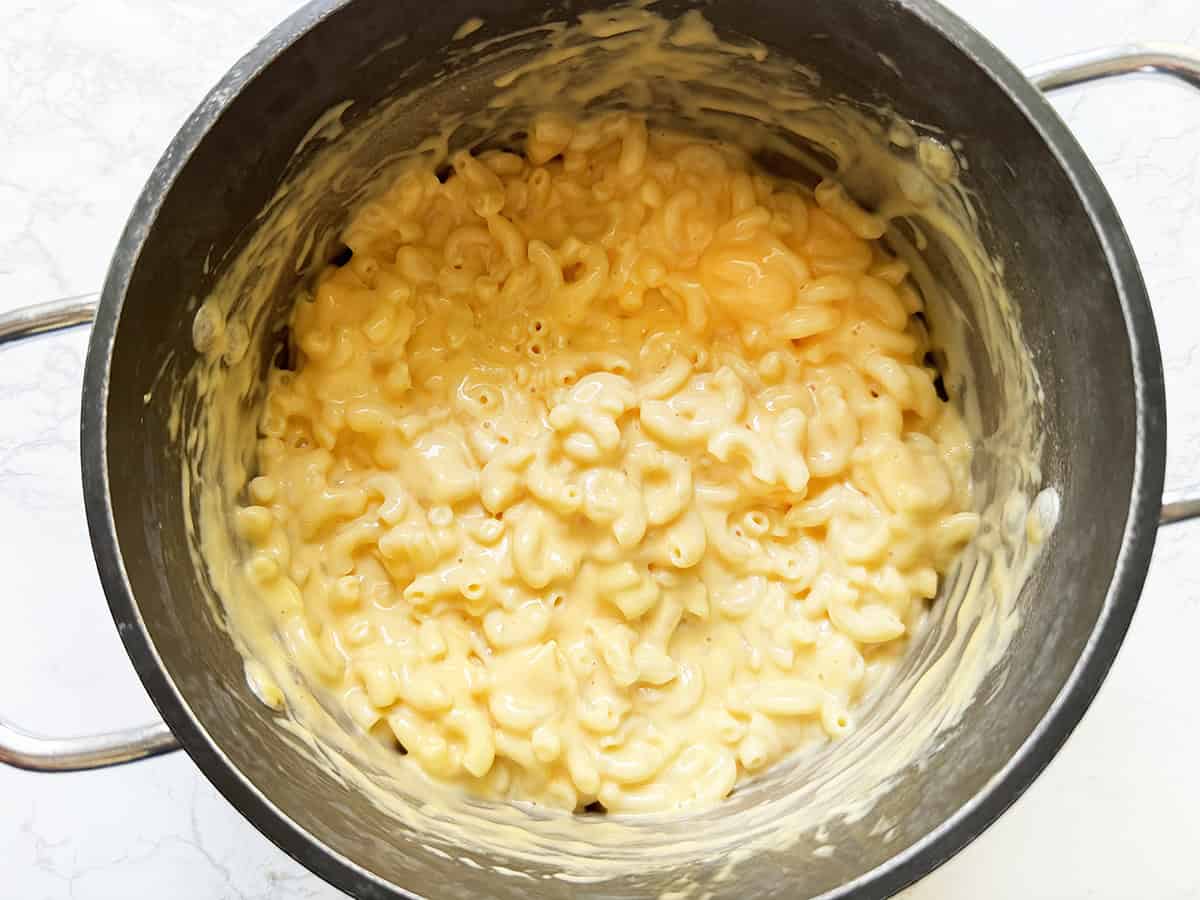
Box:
[234,112,977,813]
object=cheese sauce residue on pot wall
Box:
[177,4,1054,890]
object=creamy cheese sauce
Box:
[232,116,979,814]
[175,3,1052,889]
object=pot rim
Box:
[80,1,1167,897]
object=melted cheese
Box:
[232,116,977,813]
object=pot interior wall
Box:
[102,1,1137,897]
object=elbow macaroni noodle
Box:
[235,114,978,813]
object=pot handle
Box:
[0,297,180,771]
[1028,43,1200,527]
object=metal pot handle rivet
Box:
[0,296,180,770]
[1027,43,1200,526]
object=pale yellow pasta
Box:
[236,114,978,814]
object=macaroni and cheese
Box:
[234,113,978,813]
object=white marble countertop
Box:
[2,1,1198,897]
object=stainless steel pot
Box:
[2,2,1199,898]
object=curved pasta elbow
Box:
[814,178,887,240]
[752,679,824,716]
[806,387,859,479]
[564,738,601,796]
[527,113,574,166]
[613,502,648,549]
[479,446,534,514]
[663,509,706,569]
[772,408,811,495]
[282,616,344,683]
[828,597,906,644]
[446,707,496,778]
[602,739,668,786]
[638,355,692,401]
[512,506,580,589]
[548,405,623,463]
[555,239,610,316]
[707,427,777,485]
[639,452,692,526]
[639,400,710,449]
[483,598,551,649]
[596,561,661,620]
